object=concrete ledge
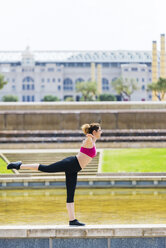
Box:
[1,175,166,189]
[0,225,166,248]
[1,142,166,149]
[1,175,166,181]
[0,224,166,238]
[98,172,166,176]
[1,101,166,110]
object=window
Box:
[48,68,54,72]
[12,79,15,83]
[102,63,109,68]
[12,85,16,90]
[141,68,145,72]
[111,63,118,68]
[142,78,145,82]
[58,78,61,83]
[102,78,109,91]
[131,68,138,71]
[102,86,109,91]
[22,76,35,91]
[136,78,139,82]
[124,68,128,71]
[75,78,84,83]
[52,78,56,82]
[63,78,73,91]
[47,78,50,83]
[142,85,145,90]
[102,78,109,86]
[41,78,45,83]
[22,68,34,72]
[25,95,34,101]
[58,85,61,91]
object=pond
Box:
[0,188,166,225]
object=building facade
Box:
[0,47,155,102]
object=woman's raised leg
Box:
[20,164,39,170]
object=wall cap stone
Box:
[0,224,166,238]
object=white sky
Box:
[0,0,165,51]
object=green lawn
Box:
[102,148,166,172]
[0,157,13,174]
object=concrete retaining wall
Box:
[0,225,166,248]
[1,102,166,131]
[1,110,166,130]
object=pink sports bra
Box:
[80,144,97,158]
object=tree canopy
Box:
[147,77,166,101]
[111,77,138,101]
[0,74,7,90]
[75,81,97,101]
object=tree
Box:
[42,95,60,101]
[111,77,138,101]
[2,95,18,102]
[75,81,97,101]
[147,77,166,101]
[0,74,7,90]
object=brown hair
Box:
[81,123,100,135]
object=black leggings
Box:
[38,156,82,203]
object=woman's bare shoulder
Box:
[82,134,94,148]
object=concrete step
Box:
[1,129,166,137]
[1,136,166,143]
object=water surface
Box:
[0,188,166,225]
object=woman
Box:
[7,123,102,226]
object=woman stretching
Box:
[7,123,102,226]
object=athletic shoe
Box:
[69,219,85,226]
[7,161,22,170]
